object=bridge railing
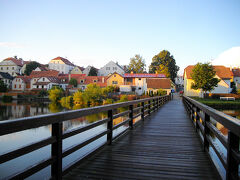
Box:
[183,96,240,180]
[0,95,170,180]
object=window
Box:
[113,67,117,70]
[139,78,141,80]
[138,87,141,90]
[43,78,45,81]
[80,80,84,83]
[1,67,3,70]
[19,84,21,88]
[93,80,97,83]
[12,72,14,75]
[7,67,9,70]
[114,75,116,77]
[14,85,16,88]
[12,67,14,70]
[106,67,110,70]
[112,81,118,84]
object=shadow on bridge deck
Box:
[64,95,217,180]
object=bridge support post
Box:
[203,113,210,152]
[129,105,133,129]
[226,131,239,180]
[51,122,63,180]
[107,109,113,145]
[141,102,144,121]
[195,107,200,132]
[148,100,151,116]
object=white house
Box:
[232,68,240,89]
[0,72,14,89]
[12,76,31,91]
[48,56,75,74]
[0,57,27,76]
[184,65,233,97]
[70,66,84,74]
[32,77,60,90]
[98,61,125,76]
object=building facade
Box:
[98,61,125,76]
[48,56,75,74]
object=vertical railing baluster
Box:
[203,113,210,152]
[195,107,200,132]
[51,122,63,180]
[153,99,156,111]
[148,100,151,115]
[226,131,239,180]
[107,109,113,145]
[141,102,144,121]
[129,105,133,129]
[157,97,159,109]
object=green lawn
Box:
[191,97,240,109]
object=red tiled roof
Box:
[184,65,232,79]
[124,73,166,78]
[52,56,75,66]
[15,76,31,83]
[30,70,59,78]
[232,68,240,77]
[146,78,171,89]
[77,76,107,87]
[4,57,27,66]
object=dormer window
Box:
[93,80,97,83]
[80,80,84,83]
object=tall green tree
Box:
[69,78,78,87]
[191,63,220,97]
[24,61,41,75]
[149,50,179,82]
[88,67,98,76]
[127,54,146,73]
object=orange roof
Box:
[30,70,59,78]
[52,56,75,66]
[146,78,171,89]
[77,76,107,87]
[124,73,166,78]
[232,68,240,77]
[184,65,232,79]
[4,57,28,66]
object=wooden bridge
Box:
[0,94,239,180]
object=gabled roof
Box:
[30,70,59,78]
[124,73,166,78]
[15,76,31,83]
[232,68,240,77]
[146,78,171,89]
[0,72,14,80]
[3,57,28,66]
[107,72,124,79]
[51,56,75,66]
[184,65,232,79]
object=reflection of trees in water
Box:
[48,102,63,113]
[0,105,9,121]
[86,112,107,123]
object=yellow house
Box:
[70,66,84,74]
[107,72,124,86]
[184,65,232,97]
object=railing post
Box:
[226,131,239,180]
[141,102,144,121]
[203,113,210,152]
[129,105,133,129]
[107,109,113,145]
[157,97,159,109]
[51,122,63,180]
[148,100,151,116]
[153,99,156,111]
[195,107,200,132]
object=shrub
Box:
[38,89,48,97]
[48,87,64,102]
[103,98,113,105]
[157,89,167,96]
[2,95,12,102]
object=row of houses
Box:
[0,56,125,77]
[183,65,240,96]
[7,68,172,95]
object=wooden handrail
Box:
[182,96,240,180]
[0,95,170,180]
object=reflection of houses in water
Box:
[216,122,228,136]
[29,104,50,116]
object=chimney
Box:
[14,56,17,59]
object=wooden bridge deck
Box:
[64,96,217,180]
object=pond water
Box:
[0,101,136,179]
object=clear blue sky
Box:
[0,0,240,74]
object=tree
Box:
[69,78,78,87]
[0,80,7,92]
[191,63,220,97]
[88,67,98,76]
[84,84,103,106]
[127,54,146,73]
[149,50,179,82]
[48,87,64,102]
[24,61,41,75]
[230,82,237,94]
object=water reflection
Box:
[0,101,130,179]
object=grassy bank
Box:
[191,97,240,109]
